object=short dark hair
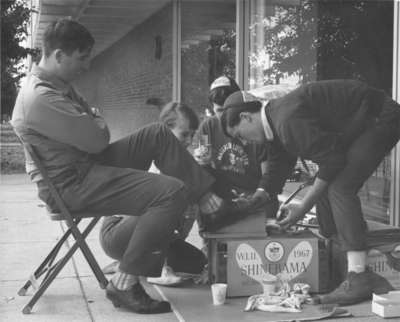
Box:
[42,19,95,57]
[159,102,199,131]
[208,76,240,106]
[220,95,262,137]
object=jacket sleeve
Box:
[258,141,297,195]
[26,89,110,153]
[282,115,346,183]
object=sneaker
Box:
[106,281,171,314]
[147,265,183,286]
[315,269,394,306]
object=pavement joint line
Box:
[0,182,31,185]
[153,284,185,322]
[0,200,41,203]
[1,276,78,283]
[0,240,65,244]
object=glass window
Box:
[248,0,394,223]
[180,0,236,117]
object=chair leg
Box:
[22,236,82,314]
[70,217,108,288]
[18,226,74,296]
[21,217,108,313]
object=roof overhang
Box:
[33,0,170,57]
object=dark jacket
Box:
[259,79,388,195]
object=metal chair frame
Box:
[18,142,109,314]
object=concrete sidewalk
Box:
[0,174,388,322]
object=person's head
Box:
[40,19,95,82]
[160,102,199,148]
[220,91,265,145]
[208,76,240,118]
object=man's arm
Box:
[258,142,297,196]
[27,91,110,153]
[277,177,327,228]
[283,113,346,183]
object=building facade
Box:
[30,0,400,227]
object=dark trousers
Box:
[100,216,207,275]
[39,123,214,276]
[316,98,400,251]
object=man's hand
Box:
[248,188,271,209]
[231,189,252,208]
[276,202,306,230]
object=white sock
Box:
[347,250,367,273]
[111,270,139,290]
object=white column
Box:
[390,0,400,226]
[172,0,181,102]
[236,0,249,90]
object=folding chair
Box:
[18,142,109,314]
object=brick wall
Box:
[75,3,173,141]
[74,1,236,141]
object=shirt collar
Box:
[30,64,72,95]
[261,101,274,141]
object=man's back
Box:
[11,65,108,182]
[269,79,386,133]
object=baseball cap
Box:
[210,76,232,90]
[223,90,262,110]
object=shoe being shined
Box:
[106,281,171,314]
[199,199,249,232]
[314,269,394,306]
[147,265,183,286]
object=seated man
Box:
[11,19,221,315]
[100,102,207,286]
[194,76,278,231]
[220,80,400,305]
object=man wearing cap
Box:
[194,76,276,231]
[220,79,400,305]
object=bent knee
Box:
[159,175,188,202]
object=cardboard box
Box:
[224,230,329,297]
[372,291,400,318]
[367,248,400,289]
[202,209,277,287]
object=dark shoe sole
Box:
[106,291,171,314]
[317,293,372,306]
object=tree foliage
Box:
[251,0,393,90]
[1,0,38,118]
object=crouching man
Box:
[220,80,400,305]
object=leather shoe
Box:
[199,199,249,232]
[106,281,171,314]
[314,269,394,306]
[199,197,279,232]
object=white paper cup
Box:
[211,283,227,305]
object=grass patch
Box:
[1,123,25,174]
[1,145,25,174]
